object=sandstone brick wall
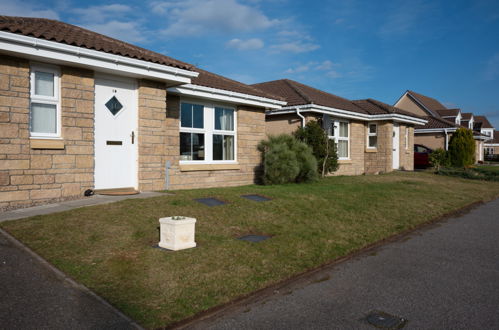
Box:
[165,95,266,190]
[414,132,446,150]
[335,121,365,175]
[137,80,168,191]
[265,113,302,135]
[0,55,94,211]
[399,125,414,170]
[364,122,393,174]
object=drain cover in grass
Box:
[194,198,226,207]
[241,194,271,202]
[365,311,407,329]
[238,234,270,243]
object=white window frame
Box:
[179,99,237,164]
[29,63,61,138]
[324,116,350,160]
[367,123,377,149]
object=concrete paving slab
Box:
[0,192,165,222]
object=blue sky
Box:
[2,0,499,128]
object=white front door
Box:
[94,75,138,190]
[392,123,400,170]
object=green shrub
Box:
[258,134,318,185]
[294,121,338,177]
[448,128,475,167]
[429,148,450,170]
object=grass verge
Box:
[2,171,499,328]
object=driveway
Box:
[0,229,141,329]
[188,198,499,329]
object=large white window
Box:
[30,64,60,138]
[367,123,377,149]
[180,101,236,163]
[325,116,349,159]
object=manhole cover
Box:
[194,198,226,206]
[365,311,407,329]
[241,194,271,202]
[237,235,270,243]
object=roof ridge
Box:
[283,79,313,104]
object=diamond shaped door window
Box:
[105,96,123,115]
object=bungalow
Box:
[394,90,489,162]
[252,79,427,175]
[0,16,286,211]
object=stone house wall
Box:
[165,95,266,190]
[399,125,414,170]
[0,55,94,211]
[335,121,365,175]
[364,122,393,174]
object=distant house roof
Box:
[352,99,425,118]
[489,131,499,144]
[0,15,193,70]
[474,115,494,129]
[436,109,460,117]
[192,68,284,101]
[252,79,364,114]
[461,112,473,120]
[419,116,459,130]
[407,90,448,112]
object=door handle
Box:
[131,131,135,144]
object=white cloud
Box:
[153,0,279,36]
[72,4,132,23]
[226,38,264,50]
[315,60,334,71]
[0,2,59,19]
[270,41,320,53]
[483,53,499,81]
[284,64,311,74]
[378,0,432,37]
[83,21,145,43]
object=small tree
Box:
[429,148,450,171]
[448,128,475,168]
[258,134,318,185]
[294,121,338,177]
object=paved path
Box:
[0,192,164,222]
[190,199,499,329]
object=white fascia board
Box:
[167,84,286,109]
[0,31,198,84]
[267,104,427,125]
[415,128,457,133]
[484,143,499,146]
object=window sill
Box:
[365,148,377,153]
[338,160,352,164]
[179,163,241,172]
[30,138,65,150]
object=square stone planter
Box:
[158,216,197,251]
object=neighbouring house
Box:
[484,131,499,157]
[0,16,286,211]
[394,90,489,162]
[252,79,427,175]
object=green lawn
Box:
[2,172,499,328]
[478,165,499,172]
